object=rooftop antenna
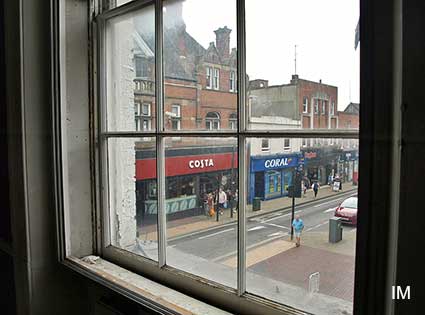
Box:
[294,44,297,74]
[349,80,352,102]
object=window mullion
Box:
[237,0,247,296]
[155,0,166,267]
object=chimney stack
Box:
[214,26,232,59]
[164,0,185,29]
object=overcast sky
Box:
[182,0,359,110]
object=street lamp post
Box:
[230,144,236,218]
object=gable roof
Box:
[344,102,360,114]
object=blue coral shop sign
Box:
[251,154,300,172]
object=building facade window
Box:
[230,70,236,92]
[322,100,327,115]
[331,101,335,115]
[206,66,212,89]
[213,68,220,90]
[229,113,237,130]
[135,102,152,131]
[283,138,290,150]
[171,104,181,130]
[205,112,220,130]
[135,56,149,78]
[261,139,270,151]
[314,98,319,114]
[303,96,309,113]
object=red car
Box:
[335,196,358,225]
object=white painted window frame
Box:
[214,68,220,90]
[302,96,308,113]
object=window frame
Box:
[230,70,236,92]
[283,138,290,151]
[205,111,221,130]
[302,96,308,113]
[261,138,270,152]
[206,66,213,89]
[54,1,366,315]
[213,68,220,90]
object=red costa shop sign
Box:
[136,153,238,180]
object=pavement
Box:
[137,182,357,241]
[132,186,358,315]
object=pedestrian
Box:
[302,181,307,197]
[234,189,238,213]
[292,215,304,247]
[207,193,215,217]
[312,181,319,198]
[218,188,227,215]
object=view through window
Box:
[102,0,359,314]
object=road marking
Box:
[324,208,336,213]
[197,228,234,240]
[264,223,290,230]
[268,231,286,237]
[314,199,343,207]
[248,225,266,232]
[306,221,329,232]
[261,210,303,223]
[212,232,289,262]
[222,239,295,268]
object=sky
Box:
[181,0,360,111]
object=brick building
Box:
[248,75,359,185]
[133,2,237,133]
[249,75,339,130]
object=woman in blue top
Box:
[292,215,304,247]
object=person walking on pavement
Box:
[292,215,304,247]
[312,181,319,198]
[218,188,227,215]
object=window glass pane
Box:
[106,5,156,132]
[246,0,359,131]
[163,0,237,131]
[107,137,158,262]
[165,137,238,288]
[103,0,135,10]
[246,137,358,314]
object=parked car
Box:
[335,195,358,225]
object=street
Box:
[165,190,357,315]
[168,190,357,261]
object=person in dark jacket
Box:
[312,181,319,198]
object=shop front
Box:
[301,148,341,186]
[338,150,359,184]
[249,154,302,203]
[136,147,238,224]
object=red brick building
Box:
[133,5,237,133]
